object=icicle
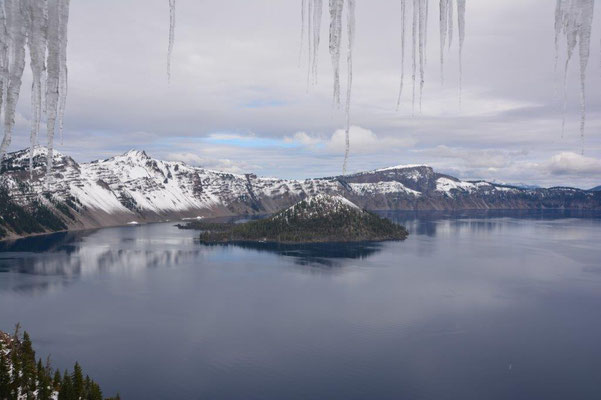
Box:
[167,0,175,82]
[447,0,453,49]
[554,0,565,72]
[299,0,306,65]
[440,0,448,84]
[0,3,6,108]
[57,0,69,145]
[411,0,417,115]
[312,0,323,83]
[418,0,425,113]
[457,0,465,106]
[0,0,69,176]
[576,0,593,152]
[0,0,28,161]
[307,0,313,89]
[0,3,9,158]
[561,41,574,138]
[26,0,48,175]
[396,0,407,111]
[46,0,61,181]
[424,0,429,68]
[556,0,594,149]
[343,0,355,175]
[329,0,344,107]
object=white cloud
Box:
[284,132,323,146]
[327,126,416,153]
[165,152,258,174]
[285,126,416,154]
[546,152,601,176]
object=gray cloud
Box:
[5,0,601,188]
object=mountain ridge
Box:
[1,147,600,240]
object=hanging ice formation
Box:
[342,0,355,175]
[300,0,353,174]
[448,0,453,48]
[439,0,448,84]
[418,0,426,112]
[299,0,306,65]
[326,0,355,174]
[312,0,323,83]
[401,0,429,115]
[299,0,323,88]
[554,0,594,151]
[0,0,70,180]
[167,0,175,82]
[457,0,465,105]
[328,0,344,107]
[396,0,407,110]
[396,0,465,113]
[411,0,417,114]
[298,0,469,172]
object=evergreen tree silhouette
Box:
[0,350,11,399]
[59,370,74,400]
[72,362,84,398]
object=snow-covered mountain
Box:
[274,194,364,222]
[1,147,600,239]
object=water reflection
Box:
[2,210,601,294]
[2,212,601,399]
[379,209,601,237]
[204,241,384,267]
[0,226,206,294]
[0,231,83,253]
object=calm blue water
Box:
[1,211,601,399]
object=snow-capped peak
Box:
[122,149,150,159]
[4,145,67,161]
[275,194,363,221]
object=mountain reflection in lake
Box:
[202,241,384,267]
[1,211,601,400]
[0,226,385,287]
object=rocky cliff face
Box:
[1,147,599,239]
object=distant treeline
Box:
[0,325,119,400]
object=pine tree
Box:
[36,359,52,400]
[1,329,110,399]
[20,332,37,398]
[10,342,22,400]
[72,362,84,399]
[84,375,92,397]
[0,351,11,400]
[87,381,103,400]
[53,369,63,391]
[58,370,74,400]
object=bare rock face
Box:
[1,147,600,239]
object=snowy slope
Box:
[1,147,600,239]
[274,194,363,221]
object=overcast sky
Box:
[9,0,601,188]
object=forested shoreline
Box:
[0,326,119,400]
